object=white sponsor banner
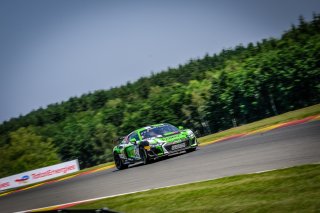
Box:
[0,159,79,191]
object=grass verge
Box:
[198,103,320,144]
[72,163,320,212]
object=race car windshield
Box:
[140,125,179,139]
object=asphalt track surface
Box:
[1,121,320,212]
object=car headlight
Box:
[188,132,195,138]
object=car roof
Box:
[135,123,170,133]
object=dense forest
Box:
[1,15,319,177]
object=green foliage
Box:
[0,127,60,178]
[0,14,320,169]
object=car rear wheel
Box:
[114,153,128,170]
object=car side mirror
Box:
[178,126,184,130]
[130,138,137,144]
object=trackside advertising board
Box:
[0,159,79,191]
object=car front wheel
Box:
[114,153,128,170]
[139,147,150,165]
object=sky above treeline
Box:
[0,0,319,123]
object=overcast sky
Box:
[0,0,319,123]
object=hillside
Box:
[0,15,319,176]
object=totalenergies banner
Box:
[0,159,79,191]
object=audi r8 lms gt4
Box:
[113,123,198,170]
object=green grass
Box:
[198,104,320,144]
[73,164,320,212]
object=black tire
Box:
[186,147,197,153]
[114,153,128,170]
[139,147,150,165]
[140,141,150,146]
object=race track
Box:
[1,121,320,212]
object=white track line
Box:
[18,162,320,213]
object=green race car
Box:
[113,123,198,170]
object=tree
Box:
[0,127,60,178]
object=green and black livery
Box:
[113,123,198,170]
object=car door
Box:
[127,132,141,159]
